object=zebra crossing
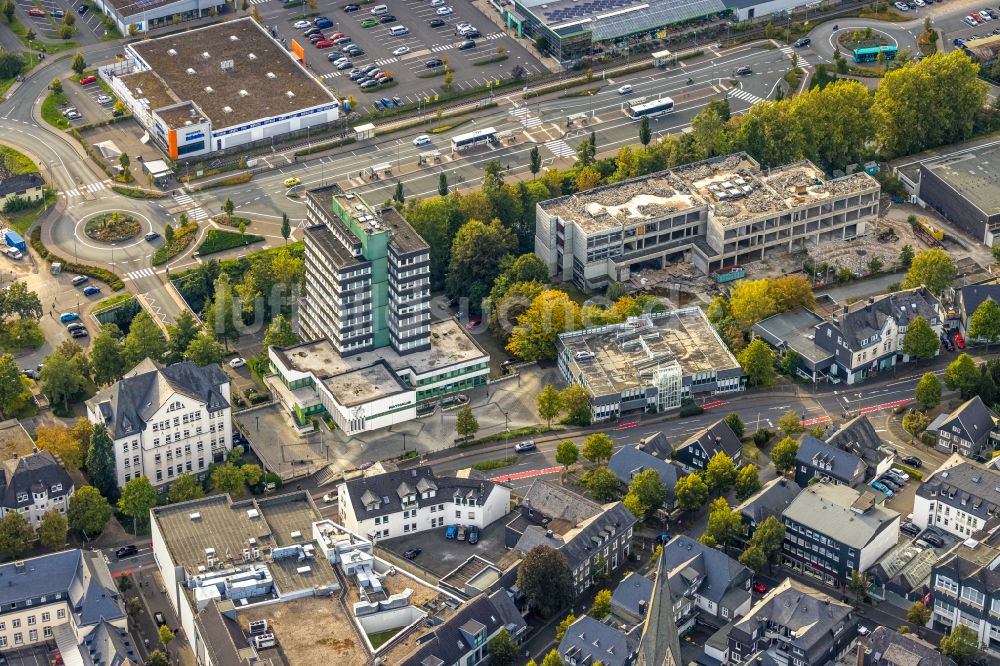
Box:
[521,116,542,128]
[173,193,209,222]
[779,46,795,56]
[187,207,209,221]
[545,139,576,159]
[430,44,454,53]
[124,268,156,281]
[247,0,269,4]
[484,32,504,40]
[509,107,529,117]
[320,71,341,79]
[730,88,763,104]
[63,181,108,198]
[373,57,398,66]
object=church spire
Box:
[636,549,682,666]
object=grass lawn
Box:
[366,629,401,650]
[471,456,517,471]
[196,229,265,255]
[41,91,70,129]
[5,190,55,235]
[0,145,38,174]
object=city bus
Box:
[626,97,674,120]
[852,45,897,63]
[451,127,498,152]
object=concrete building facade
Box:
[918,144,1000,247]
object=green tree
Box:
[737,339,776,387]
[488,628,518,666]
[738,544,768,574]
[455,404,479,439]
[38,508,68,549]
[118,476,157,533]
[204,274,240,350]
[262,314,299,349]
[847,571,870,607]
[184,331,225,367]
[537,384,563,428]
[902,316,940,359]
[907,600,931,633]
[969,297,1000,349]
[939,624,978,665]
[0,512,32,558]
[560,384,592,426]
[556,612,575,641]
[728,279,777,327]
[158,625,175,647]
[0,353,22,414]
[735,464,762,501]
[49,77,62,94]
[945,353,980,398]
[674,473,709,513]
[438,172,448,196]
[771,435,799,473]
[39,345,89,412]
[167,474,205,504]
[211,463,246,497]
[868,256,884,275]
[705,452,737,495]
[0,281,42,324]
[581,466,622,501]
[393,181,404,205]
[638,116,651,146]
[123,311,166,367]
[704,497,742,552]
[749,515,786,569]
[446,219,517,313]
[591,589,612,620]
[915,372,942,410]
[281,212,291,244]
[119,152,130,176]
[166,310,200,364]
[71,52,86,75]
[222,197,235,220]
[241,463,263,488]
[2,1,15,22]
[902,409,931,440]
[624,469,666,521]
[90,323,125,386]
[540,651,565,666]
[146,652,170,666]
[68,486,113,537]
[582,433,613,465]
[516,545,574,618]
[529,146,541,178]
[899,244,915,269]
[902,248,957,296]
[778,410,803,437]
[556,439,579,471]
[723,413,745,439]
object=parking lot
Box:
[948,6,1000,47]
[277,0,545,113]
[0,645,61,666]
[379,518,514,579]
[15,0,109,45]
[63,75,120,124]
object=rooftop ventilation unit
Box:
[167,48,177,56]
[186,68,196,74]
[248,53,257,60]
[202,51,210,59]
[247,508,260,519]
[266,72,276,79]
[286,90,295,98]
[223,106,233,113]
[189,512,201,521]
[239,90,249,97]
[204,86,214,93]
[230,35,239,41]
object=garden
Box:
[84,212,140,243]
[195,228,265,256]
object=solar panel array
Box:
[590,0,725,39]
[542,0,633,25]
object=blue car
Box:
[59,312,80,323]
[381,97,394,108]
[445,525,457,540]
[871,481,894,497]
[315,18,333,28]
[82,285,101,296]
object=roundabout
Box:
[84,211,141,243]
[70,209,154,254]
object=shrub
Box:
[195,229,265,256]
[679,400,704,417]
[892,464,923,480]
[29,227,124,290]
[152,222,198,266]
[111,185,167,199]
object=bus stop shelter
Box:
[143,159,174,186]
[652,49,675,67]
[354,123,376,141]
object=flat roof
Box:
[518,0,726,40]
[923,144,1000,216]
[310,184,429,256]
[107,0,180,17]
[783,483,899,549]
[752,308,832,365]
[0,420,35,459]
[127,18,336,130]
[322,360,409,407]
[558,308,739,397]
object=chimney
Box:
[843,305,849,315]
[866,297,874,312]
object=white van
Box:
[370,4,388,14]
[389,25,409,35]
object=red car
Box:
[79,75,97,85]
[955,333,966,349]
[753,583,767,593]
[27,7,45,16]
[329,31,345,40]
[315,40,334,48]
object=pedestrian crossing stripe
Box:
[174,194,194,205]
[63,181,109,197]
[730,88,763,104]
[124,268,155,280]
[780,46,794,54]
[188,208,209,221]
[320,72,341,79]
[521,116,542,128]
[373,57,398,66]
[509,106,530,117]
[545,139,576,159]
[485,32,503,40]
[430,44,453,52]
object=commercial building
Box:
[86,358,233,491]
[672,419,742,473]
[103,19,340,159]
[781,482,900,586]
[929,530,1000,656]
[506,480,636,596]
[535,153,879,292]
[659,535,752,630]
[918,143,1000,247]
[90,0,225,36]
[927,396,1000,459]
[557,309,743,422]
[0,450,74,529]
[912,454,1000,539]
[794,435,867,488]
[337,466,510,541]
[267,185,488,434]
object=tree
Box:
[541,651,565,666]
[560,384,591,426]
[39,346,89,412]
[222,197,235,220]
[516,545,574,618]
[0,281,42,324]
[280,212,291,244]
[902,410,931,440]
[71,52,86,75]
[49,77,62,94]
[119,152,130,176]
[735,464,762,501]
[118,476,157,533]
[907,600,931,632]
[847,570,870,607]
[582,433,613,465]
[737,339,776,387]
[146,651,170,666]
[556,440,579,471]
[68,486,113,537]
[915,372,942,410]
[85,425,116,501]
[902,316,939,359]
[455,404,479,439]
[241,464,263,488]
[738,544,768,574]
[90,323,126,386]
[211,463,246,497]
[705,452,737,495]
[438,172,448,196]
[0,512,32,558]
[35,423,85,470]
[969,297,1000,349]
[624,469,666,521]
[529,146,542,178]
[165,310,200,364]
[446,219,517,312]
[556,612,576,641]
[778,410,803,437]
[537,385,563,428]
[749,515,785,568]
[184,331,225,367]
[902,248,957,296]
[167,474,205,504]
[899,244,915,269]
[0,353,22,414]
[581,466,621,502]
[204,274,240,350]
[939,624,978,665]
[1,1,14,22]
[704,497,742,552]
[868,256,884,275]
[771,436,799,473]
[38,509,68,549]
[507,290,580,361]
[575,166,602,192]
[393,181,405,206]
[488,628,518,666]
[591,589,612,620]
[638,116,651,146]
[123,311,166,367]
[674,473,709,513]
[945,353,980,398]
[728,279,777,327]
[158,624,175,647]
[723,413,745,439]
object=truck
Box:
[3,230,26,252]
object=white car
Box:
[413,134,431,146]
[894,1,909,9]
[229,357,247,368]
[96,94,112,105]
[965,14,980,24]
[436,6,453,14]
[617,84,632,94]
[913,0,925,5]
[4,247,23,260]
[514,440,536,453]
[981,9,994,20]
[393,45,411,55]
[323,492,337,503]
[66,111,82,120]
[293,19,311,28]
[430,0,445,5]
[456,22,472,31]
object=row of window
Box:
[0,608,63,631]
[0,627,52,647]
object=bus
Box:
[451,127,498,152]
[853,45,897,63]
[626,97,674,120]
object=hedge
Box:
[193,172,252,191]
[195,229,265,256]
[29,227,125,290]
[112,185,167,199]
[213,215,252,228]
[152,222,198,266]
[891,463,924,480]
[472,54,509,66]
[293,135,357,157]
[457,425,557,449]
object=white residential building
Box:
[86,359,232,491]
[337,467,510,540]
[912,454,1000,539]
[0,450,74,529]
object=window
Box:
[13,634,21,646]
[56,609,65,619]
[13,619,20,628]
[43,627,51,638]
[456,510,461,518]
[936,574,959,594]
[28,630,36,642]
[961,586,986,607]
[26,616,34,625]
[0,637,6,647]
[41,612,49,622]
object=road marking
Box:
[492,466,561,483]
[730,88,764,104]
[859,399,912,414]
[124,268,155,280]
[800,415,832,426]
[174,193,194,206]
[521,116,542,128]
[702,400,727,410]
[373,57,399,66]
[188,207,209,221]
[544,138,575,159]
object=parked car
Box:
[67,323,85,333]
[514,440,536,452]
[468,526,479,544]
[923,533,945,548]
[66,111,82,120]
[753,582,767,593]
[346,47,364,56]
[425,58,444,68]
[965,14,980,25]
[380,97,394,108]
[361,18,378,27]
[304,26,323,36]
[27,7,46,17]
[458,39,476,49]
[79,75,97,85]
[315,17,333,28]
[82,285,101,296]
[392,96,403,106]
[154,612,167,627]
[315,40,334,48]
[322,492,337,503]
[53,9,64,17]
[59,312,80,323]
[870,481,893,496]
[343,3,360,10]
[902,455,922,467]
[888,469,910,482]
[429,18,446,26]
[955,333,966,349]
[293,19,312,28]
[380,14,396,22]
[403,548,422,559]
[436,6,453,14]
[360,80,378,89]
[445,525,457,539]
[96,94,113,105]
[229,357,247,368]
[71,275,89,286]
[900,523,920,536]
[116,545,139,559]
[878,476,901,491]
[333,36,352,45]
[337,60,353,69]
[393,46,411,56]
[77,3,88,13]
[456,526,467,541]
[70,327,88,338]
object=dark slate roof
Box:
[735,477,801,526]
[82,620,143,666]
[88,360,230,439]
[862,626,956,666]
[676,419,742,460]
[401,593,511,666]
[611,572,653,621]
[660,535,751,606]
[730,579,853,652]
[344,466,498,521]
[931,396,996,443]
[0,172,44,197]
[0,450,73,510]
[959,284,1000,321]
[608,446,684,493]
[795,435,867,484]
[557,615,639,666]
[560,502,636,568]
[636,539,682,666]
[916,459,1000,524]
[825,415,890,468]
[521,478,602,526]
[836,287,940,350]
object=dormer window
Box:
[51,483,62,493]
[16,492,28,503]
